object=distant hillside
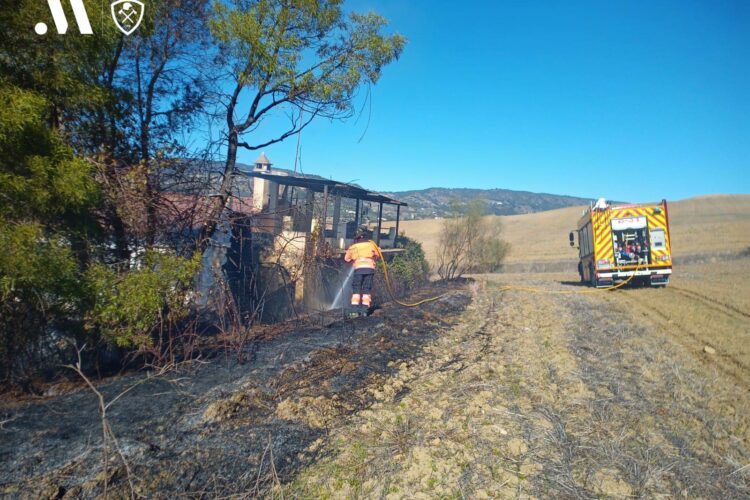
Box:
[399,194,750,267]
[383,188,594,219]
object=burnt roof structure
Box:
[238,170,408,207]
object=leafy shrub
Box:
[0,85,99,384]
[85,250,201,357]
[375,235,430,299]
[469,219,511,273]
[0,222,82,382]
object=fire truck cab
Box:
[570,199,672,288]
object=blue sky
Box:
[233,0,749,202]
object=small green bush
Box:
[375,235,430,299]
[85,250,201,352]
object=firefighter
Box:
[344,227,380,316]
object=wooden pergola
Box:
[239,170,408,246]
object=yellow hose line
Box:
[370,240,645,306]
[496,261,646,295]
[370,241,450,307]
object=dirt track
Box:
[1,276,749,498]
[289,275,750,498]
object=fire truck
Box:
[570,199,672,288]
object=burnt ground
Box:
[0,285,471,498]
[3,272,750,499]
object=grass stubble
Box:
[284,272,749,498]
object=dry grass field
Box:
[288,272,750,497]
[396,194,750,266]
[284,194,750,496]
[274,194,747,497]
[396,193,750,408]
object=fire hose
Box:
[370,241,450,307]
[494,260,647,295]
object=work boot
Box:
[347,306,362,319]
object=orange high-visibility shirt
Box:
[344,241,379,270]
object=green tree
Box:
[0,0,118,382]
[0,84,99,382]
[0,1,126,135]
[201,0,406,247]
[0,1,135,261]
[0,1,210,381]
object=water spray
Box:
[329,266,355,310]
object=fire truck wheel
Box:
[578,262,584,283]
[589,264,597,288]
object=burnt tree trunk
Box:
[200,129,238,251]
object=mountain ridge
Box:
[381,186,594,219]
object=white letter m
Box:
[46,0,93,34]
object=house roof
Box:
[254,153,271,165]
[238,171,408,206]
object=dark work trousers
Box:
[351,269,375,303]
